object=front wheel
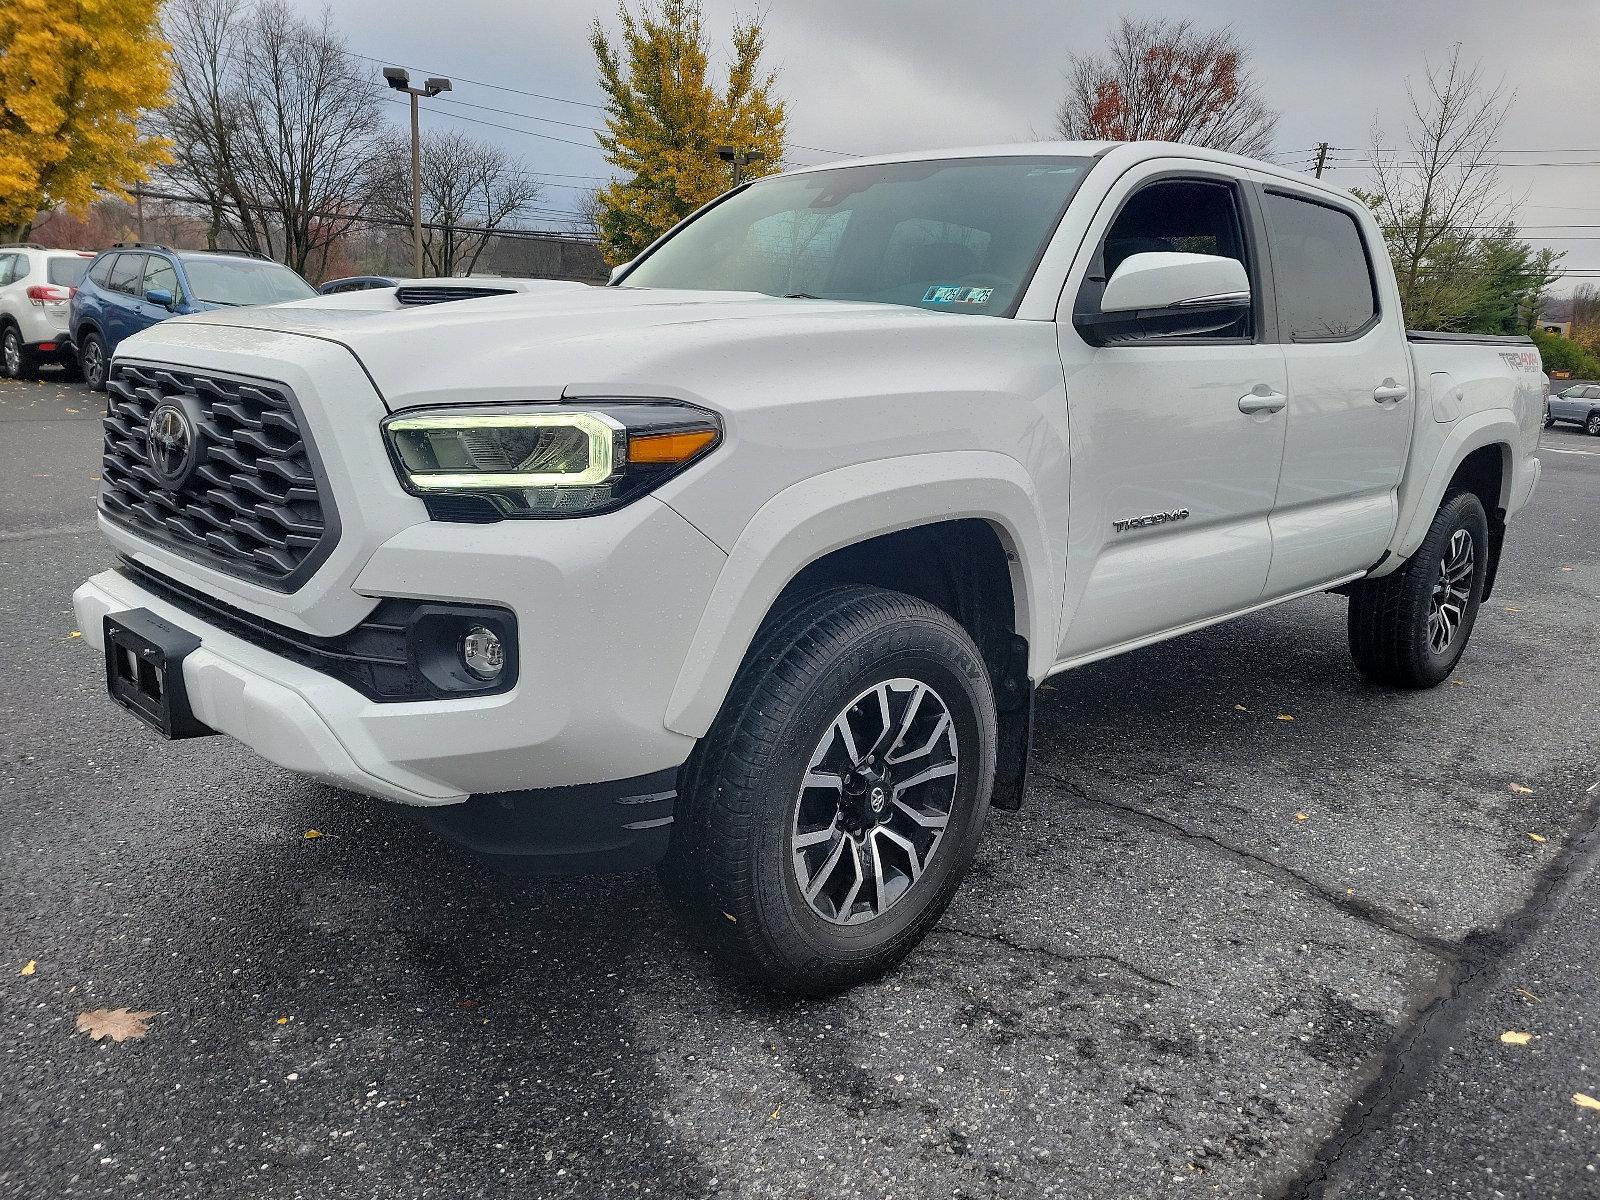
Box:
[1347,490,1489,688]
[662,586,997,996]
[1587,411,1600,437]
[79,331,108,392]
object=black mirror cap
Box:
[1073,295,1251,347]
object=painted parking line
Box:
[1541,447,1600,457]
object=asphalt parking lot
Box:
[2,368,1597,1200]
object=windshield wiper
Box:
[196,298,242,306]
[781,292,821,300]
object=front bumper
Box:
[74,493,727,817]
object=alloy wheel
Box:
[791,677,960,926]
[2,330,18,377]
[83,341,103,387]
[1427,528,1474,653]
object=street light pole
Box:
[717,146,765,188]
[383,67,452,277]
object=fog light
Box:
[461,625,504,680]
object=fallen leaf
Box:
[1516,987,1542,1003]
[1234,704,1249,712]
[276,1016,290,1025]
[1450,679,1466,687]
[1504,606,1520,613]
[1295,812,1309,821]
[1560,566,1574,571]
[1276,713,1295,722]
[1574,1093,1600,1111]
[76,1008,156,1042]
[67,631,82,639]
[20,960,36,976]
[1528,833,1547,843]
[457,997,480,1009]
[1500,1030,1534,1045]
[769,1104,781,1120]
[1508,784,1534,795]
[303,829,322,839]
[722,912,737,923]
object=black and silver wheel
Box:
[1,326,32,380]
[1587,410,1600,437]
[1348,489,1489,688]
[79,332,108,391]
[663,586,997,995]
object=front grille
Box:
[395,284,513,305]
[100,363,337,591]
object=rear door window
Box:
[107,253,146,296]
[1262,191,1379,341]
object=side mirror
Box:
[1075,252,1250,346]
[608,260,635,285]
[144,287,175,309]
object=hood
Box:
[133,284,976,411]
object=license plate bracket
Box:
[103,608,215,739]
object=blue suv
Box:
[71,244,316,390]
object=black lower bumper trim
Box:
[415,766,681,876]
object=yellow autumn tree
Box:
[590,0,785,264]
[0,0,171,241]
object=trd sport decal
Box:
[1113,508,1190,533]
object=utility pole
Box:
[135,186,146,241]
[382,67,452,276]
[1313,142,1330,179]
[718,146,765,188]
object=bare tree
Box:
[155,0,384,276]
[1360,47,1515,329]
[1054,17,1278,157]
[368,129,544,276]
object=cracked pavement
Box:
[2,371,1598,1199]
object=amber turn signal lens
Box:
[627,429,717,464]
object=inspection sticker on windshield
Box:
[923,285,994,305]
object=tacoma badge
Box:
[1113,508,1190,533]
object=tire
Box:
[1542,413,1555,429]
[661,585,998,996]
[1,325,35,380]
[1347,490,1489,689]
[1587,410,1600,437]
[79,331,108,392]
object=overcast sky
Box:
[291,0,1600,291]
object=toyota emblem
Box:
[147,403,197,489]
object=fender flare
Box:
[662,451,1058,738]
[1386,410,1518,565]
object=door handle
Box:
[1373,383,1408,403]
[1238,390,1287,414]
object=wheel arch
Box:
[662,451,1058,741]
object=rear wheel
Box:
[661,586,997,995]
[1347,490,1489,688]
[1,326,35,380]
[79,331,107,391]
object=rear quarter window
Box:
[88,254,118,287]
[1263,191,1379,341]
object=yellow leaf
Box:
[75,1008,156,1042]
[722,912,737,923]
[769,1104,781,1120]
[1528,833,1547,843]
[1500,1031,1534,1045]
[1504,606,1520,612]
[1276,713,1295,722]
[20,960,36,976]
[303,829,322,839]
[1295,812,1309,821]
[1508,784,1534,794]
[67,631,82,639]
[1574,1093,1600,1111]
[276,1016,290,1025]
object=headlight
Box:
[382,401,721,519]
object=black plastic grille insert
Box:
[100,362,337,591]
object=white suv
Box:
[0,244,96,379]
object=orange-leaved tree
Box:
[0,0,171,241]
[590,0,785,264]
[1054,17,1277,158]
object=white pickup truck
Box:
[75,141,1542,994]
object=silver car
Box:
[1546,381,1600,435]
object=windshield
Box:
[48,257,91,286]
[179,256,316,306]
[622,156,1093,317]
